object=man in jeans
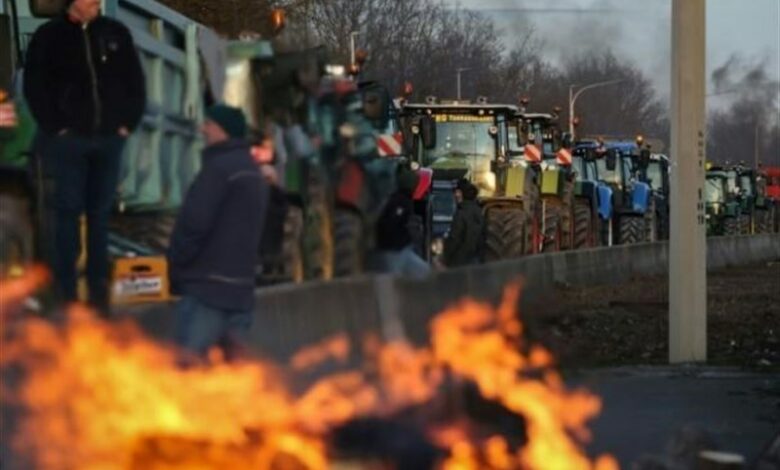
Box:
[168,105,269,358]
[23,0,146,311]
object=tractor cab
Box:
[401,98,518,198]
[705,164,741,236]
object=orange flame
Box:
[1,272,618,470]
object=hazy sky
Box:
[448,0,780,104]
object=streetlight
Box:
[568,79,624,137]
[456,68,471,100]
[349,31,360,67]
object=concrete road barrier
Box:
[244,234,779,359]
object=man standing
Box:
[23,0,146,311]
[444,178,484,267]
[168,105,269,357]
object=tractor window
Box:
[739,175,754,196]
[705,177,725,203]
[572,156,585,181]
[596,158,620,185]
[646,161,663,189]
[423,119,494,175]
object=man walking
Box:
[444,178,484,267]
[168,105,269,357]
[23,0,146,311]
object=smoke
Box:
[710,55,780,118]
[474,0,672,99]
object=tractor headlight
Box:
[431,237,444,256]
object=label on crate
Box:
[113,276,163,297]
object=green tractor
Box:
[510,110,580,252]
[705,165,741,236]
[401,97,549,261]
[723,164,774,235]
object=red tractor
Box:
[763,166,780,232]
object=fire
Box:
[1,269,618,470]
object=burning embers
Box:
[1,270,618,470]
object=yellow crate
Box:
[111,256,170,304]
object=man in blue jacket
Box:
[168,105,269,357]
[23,0,146,311]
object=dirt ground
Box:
[523,262,780,370]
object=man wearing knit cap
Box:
[444,178,484,267]
[23,0,145,312]
[168,104,269,358]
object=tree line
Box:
[161,0,779,164]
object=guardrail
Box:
[247,234,780,360]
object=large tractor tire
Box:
[572,199,594,249]
[754,209,771,234]
[617,215,645,245]
[542,207,563,253]
[332,208,364,278]
[484,208,526,262]
[303,196,333,281]
[738,214,752,235]
[0,194,34,277]
[280,205,304,283]
[724,216,740,236]
[644,199,658,243]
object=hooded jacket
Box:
[23,14,146,135]
[444,199,484,267]
[168,140,269,311]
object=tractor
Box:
[400,97,551,262]
[639,151,670,240]
[570,146,613,247]
[705,165,742,236]
[509,110,597,251]
[764,166,780,232]
[723,164,773,234]
[576,138,654,245]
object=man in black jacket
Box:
[444,179,484,267]
[23,0,145,311]
[168,105,269,357]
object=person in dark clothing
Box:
[23,0,146,311]
[444,179,484,267]
[372,168,430,278]
[168,105,269,357]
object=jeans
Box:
[174,295,253,357]
[46,133,125,311]
[371,245,431,279]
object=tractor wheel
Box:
[644,199,658,243]
[559,202,573,251]
[484,208,526,262]
[333,208,364,278]
[738,214,751,235]
[724,217,739,236]
[542,208,562,253]
[572,199,593,249]
[281,205,304,283]
[0,194,35,277]
[617,215,645,244]
[303,197,333,281]
[754,209,770,234]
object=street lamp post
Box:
[456,68,471,100]
[568,79,624,138]
[349,31,359,67]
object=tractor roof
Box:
[402,103,519,114]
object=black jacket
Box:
[444,200,484,267]
[376,190,414,251]
[168,140,269,311]
[23,15,146,136]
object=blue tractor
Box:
[571,146,613,247]
[575,139,655,245]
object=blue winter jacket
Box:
[168,139,269,311]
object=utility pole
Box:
[669,0,707,363]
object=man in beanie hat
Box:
[444,178,484,267]
[23,0,146,312]
[168,104,270,358]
